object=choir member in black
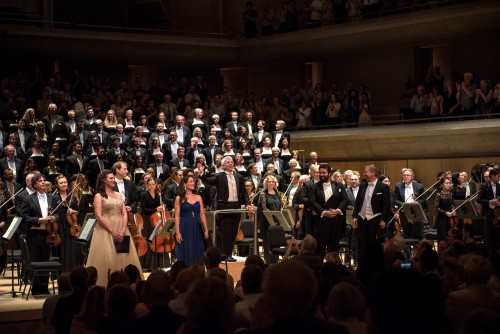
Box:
[0,192,8,273]
[434,177,456,242]
[140,177,163,271]
[164,168,183,211]
[54,174,84,272]
[257,174,282,264]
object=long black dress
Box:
[434,191,454,241]
[140,190,162,270]
[257,191,282,264]
[55,193,84,272]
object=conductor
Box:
[200,156,250,262]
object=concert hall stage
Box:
[0,256,246,333]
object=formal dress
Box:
[86,194,143,287]
[176,201,205,267]
[434,191,454,241]
[140,191,161,271]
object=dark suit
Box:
[42,115,65,136]
[0,157,24,184]
[202,145,223,167]
[169,157,190,169]
[149,163,170,182]
[264,157,285,176]
[252,130,270,148]
[352,180,390,261]
[19,192,59,293]
[185,146,203,167]
[241,121,257,137]
[0,130,9,150]
[164,182,179,211]
[127,146,148,166]
[346,186,358,210]
[14,130,33,152]
[65,120,78,134]
[106,148,128,165]
[109,133,130,150]
[65,154,89,178]
[271,130,291,148]
[394,180,426,238]
[2,181,22,213]
[309,181,348,258]
[201,171,249,257]
[113,179,137,213]
[162,141,182,163]
[90,130,109,148]
[225,121,240,136]
[477,181,500,248]
[86,158,111,189]
[168,126,191,148]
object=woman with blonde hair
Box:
[23,108,37,133]
[104,109,118,133]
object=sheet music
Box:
[1,217,22,241]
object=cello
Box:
[128,211,148,256]
[149,185,176,253]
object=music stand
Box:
[1,217,23,298]
[75,215,97,244]
[147,218,175,269]
[263,211,293,231]
[453,200,480,220]
[402,202,428,225]
[281,208,295,232]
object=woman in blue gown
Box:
[174,175,209,266]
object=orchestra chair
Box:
[235,219,256,257]
[19,234,62,300]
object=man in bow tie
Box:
[352,165,390,262]
[113,161,137,213]
[308,164,348,260]
[394,168,426,239]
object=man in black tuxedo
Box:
[252,120,270,149]
[65,110,78,134]
[271,120,290,149]
[42,103,65,137]
[0,145,24,184]
[19,173,59,295]
[346,173,360,210]
[225,111,240,136]
[2,168,22,213]
[149,152,170,183]
[106,137,128,165]
[202,135,223,168]
[111,124,130,150]
[162,129,182,163]
[164,168,183,210]
[86,146,110,189]
[74,119,90,154]
[241,111,257,138]
[352,164,390,262]
[14,119,33,153]
[83,106,98,131]
[200,156,250,261]
[90,120,108,149]
[245,163,262,192]
[65,141,89,178]
[14,173,36,216]
[169,146,189,170]
[264,147,285,176]
[185,137,203,168]
[127,136,148,166]
[308,164,349,260]
[477,168,500,251]
[113,161,137,213]
[394,168,426,238]
[169,115,191,148]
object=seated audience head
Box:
[326,282,366,321]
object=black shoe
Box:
[226,257,237,262]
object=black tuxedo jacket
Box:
[86,158,111,188]
[148,163,170,182]
[225,121,240,136]
[394,180,426,207]
[169,157,190,169]
[90,130,109,148]
[346,186,358,210]
[0,157,24,183]
[168,125,191,148]
[14,130,33,151]
[201,171,249,207]
[2,181,22,212]
[162,141,183,163]
[252,131,271,148]
[65,154,89,178]
[477,181,500,222]
[242,121,257,137]
[202,146,223,166]
[164,182,179,210]
[106,148,128,165]
[113,179,137,212]
[271,130,291,148]
[309,181,349,222]
[19,192,60,235]
[109,133,130,150]
[185,146,202,167]
[352,180,391,222]
[42,115,65,135]
[264,157,285,176]
[127,146,148,165]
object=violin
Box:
[149,185,176,253]
[493,196,500,226]
[295,207,303,229]
[394,213,403,237]
[128,211,148,256]
[46,206,61,246]
[67,210,81,237]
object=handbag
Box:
[114,236,130,253]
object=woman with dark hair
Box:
[54,174,83,272]
[174,175,209,266]
[434,177,456,242]
[43,154,62,185]
[86,170,143,287]
[131,155,146,185]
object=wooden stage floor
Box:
[0,255,246,333]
